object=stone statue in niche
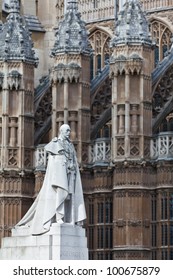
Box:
[16,124,86,235]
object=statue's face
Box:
[60,125,71,139]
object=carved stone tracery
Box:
[89,30,111,78]
[91,77,111,127]
[153,67,173,119]
[34,89,52,131]
[149,19,172,63]
[50,63,82,84]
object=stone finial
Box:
[0,0,38,66]
[111,0,152,47]
[9,0,20,13]
[51,0,90,56]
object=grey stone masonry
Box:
[51,0,91,56]
[111,0,152,47]
[0,0,38,66]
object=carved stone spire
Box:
[0,0,38,65]
[51,0,90,56]
[111,0,152,47]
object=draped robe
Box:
[16,137,86,235]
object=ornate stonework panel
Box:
[24,149,32,168]
[149,18,172,65]
[7,70,22,90]
[8,148,18,167]
[153,67,173,118]
[91,77,111,128]
[117,137,125,157]
[34,89,52,132]
[89,30,111,78]
[4,178,21,195]
[130,138,140,157]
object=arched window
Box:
[150,20,172,66]
[89,30,111,79]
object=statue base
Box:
[0,223,88,260]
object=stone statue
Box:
[16,124,86,235]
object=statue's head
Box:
[59,124,71,140]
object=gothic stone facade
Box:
[0,0,173,260]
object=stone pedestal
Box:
[0,223,88,260]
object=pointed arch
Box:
[88,27,112,79]
[149,17,172,65]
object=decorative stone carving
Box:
[8,149,18,167]
[35,90,52,129]
[110,0,152,47]
[89,30,111,78]
[151,132,173,160]
[153,65,173,120]
[51,1,90,56]
[0,0,38,66]
[110,54,143,75]
[35,144,48,170]
[128,219,142,227]
[128,191,142,197]
[130,138,140,156]
[91,77,111,127]
[24,149,32,168]
[117,137,125,156]
[7,70,22,90]
[82,144,89,163]
[51,63,82,84]
[114,219,126,227]
[89,138,111,163]
[144,137,150,158]
[4,178,21,195]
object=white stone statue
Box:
[16,124,86,235]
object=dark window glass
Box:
[170,194,173,220]
[155,46,159,66]
[161,198,167,220]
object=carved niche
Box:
[7,70,22,90]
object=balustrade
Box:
[151,132,173,160]
[140,0,173,11]
[35,138,111,168]
[35,144,47,170]
[78,0,115,22]
[57,1,173,24]
[89,138,111,164]
[35,133,173,167]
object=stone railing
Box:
[35,139,111,168]
[89,138,111,164]
[140,0,173,11]
[57,1,173,25]
[78,0,115,23]
[151,132,173,160]
[34,144,47,170]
